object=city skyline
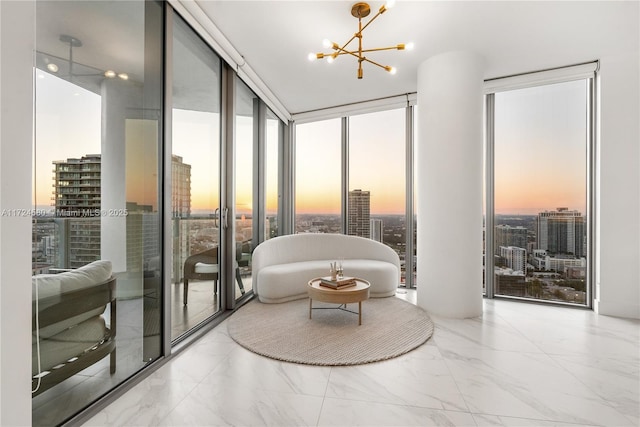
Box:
[35,70,587,217]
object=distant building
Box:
[499,246,527,274]
[495,267,526,297]
[370,218,383,242]
[531,250,587,272]
[537,207,585,257]
[172,155,191,217]
[348,189,370,238]
[495,224,527,255]
[50,155,171,269]
[54,217,101,269]
[53,154,102,215]
[52,155,102,268]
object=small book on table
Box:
[319,276,356,289]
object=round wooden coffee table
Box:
[307,277,370,325]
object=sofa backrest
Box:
[252,233,400,277]
[33,260,113,340]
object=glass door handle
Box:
[214,207,219,228]
[222,207,229,229]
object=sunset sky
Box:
[494,79,587,215]
[35,71,587,217]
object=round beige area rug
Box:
[227,297,434,366]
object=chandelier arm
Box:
[359,46,403,54]
[359,10,384,34]
[329,47,362,60]
[338,34,359,54]
[360,56,389,71]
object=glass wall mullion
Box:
[281,122,294,235]
[253,100,266,246]
[162,3,174,354]
[485,93,496,298]
[586,76,596,308]
[405,105,415,288]
[222,65,235,309]
[341,116,349,234]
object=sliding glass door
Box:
[170,14,223,340]
[32,1,163,424]
[233,79,257,301]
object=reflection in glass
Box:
[234,79,256,300]
[171,14,222,340]
[31,1,162,424]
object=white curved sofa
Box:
[252,233,400,303]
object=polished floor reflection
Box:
[171,274,253,338]
[85,293,639,426]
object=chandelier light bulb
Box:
[104,70,116,78]
[322,39,332,49]
[327,56,335,64]
[47,63,59,73]
[385,0,396,9]
[118,73,129,80]
[308,53,317,61]
[405,42,415,51]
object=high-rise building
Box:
[172,155,192,217]
[537,207,585,257]
[499,246,527,274]
[494,224,527,255]
[348,189,370,238]
[370,218,383,242]
[52,155,102,268]
[53,154,102,215]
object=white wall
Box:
[595,52,640,319]
[0,1,34,424]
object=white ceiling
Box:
[197,1,639,115]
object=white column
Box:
[416,51,484,318]
[0,1,34,424]
[101,78,129,274]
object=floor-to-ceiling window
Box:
[234,79,257,300]
[30,2,287,423]
[295,118,342,233]
[348,109,407,283]
[486,70,593,306]
[170,13,223,340]
[32,1,163,424]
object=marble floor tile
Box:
[549,353,640,424]
[430,309,544,354]
[326,353,468,412]
[83,377,198,426]
[158,381,323,426]
[318,397,477,426]
[201,346,332,397]
[78,295,640,427]
[443,348,634,426]
[472,413,598,426]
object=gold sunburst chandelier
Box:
[308,0,413,79]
